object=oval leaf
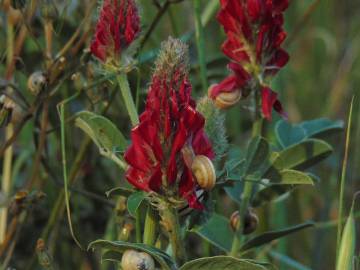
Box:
[75,111,128,155]
[240,222,314,252]
[88,240,176,270]
[264,139,333,179]
[190,213,234,252]
[251,185,294,207]
[269,170,314,185]
[275,120,307,148]
[300,118,344,139]
[180,256,268,270]
[245,136,270,175]
[105,187,134,198]
[127,191,146,217]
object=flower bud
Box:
[36,239,54,268]
[230,209,259,235]
[191,155,216,190]
[121,249,155,270]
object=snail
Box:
[230,209,259,235]
[121,249,155,270]
[191,155,216,190]
[27,71,47,96]
[214,90,242,109]
[208,84,242,109]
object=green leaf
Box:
[224,181,244,204]
[75,111,128,168]
[190,213,234,252]
[127,191,146,217]
[275,120,307,148]
[253,170,314,207]
[105,187,134,198]
[245,136,270,176]
[240,222,314,252]
[88,240,176,270]
[300,118,344,139]
[265,139,333,178]
[336,208,356,270]
[101,250,123,263]
[180,256,268,270]
[268,170,314,185]
[251,184,294,207]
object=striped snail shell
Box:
[191,155,216,191]
[214,90,242,109]
[27,71,47,96]
[208,84,241,109]
[230,209,259,235]
[121,249,155,270]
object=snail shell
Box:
[121,249,155,270]
[27,71,47,95]
[230,209,259,235]
[214,90,242,109]
[191,155,216,190]
[208,84,242,109]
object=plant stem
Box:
[117,73,139,126]
[135,209,142,243]
[0,10,15,245]
[160,206,186,265]
[230,90,263,257]
[193,0,208,92]
[143,206,157,246]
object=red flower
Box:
[90,0,140,62]
[210,0,289,119]
[124,38,214,209]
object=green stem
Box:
[117,73,139,126]
[143,206,157,246]
[230,182,253,256]
[230,91,263,257]
[193,0,208,92]
[135,208,142,243]
[160,206,186,265]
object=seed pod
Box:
[121,249,155,270]
[27,71,47,95]
[191,155,216,190]
[230,209,259,235]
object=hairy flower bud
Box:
[90,0,140,64]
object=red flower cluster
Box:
[124,38,214,209]
[90,0,140,62]
[209,0,289,120]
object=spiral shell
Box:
[27,71,47,96]
[191,155,216,190]
[230,209,259,235]
[121,249,155,270]
[208,84,241,109]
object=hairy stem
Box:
[117,73,139,126]
[160,205,186,265]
